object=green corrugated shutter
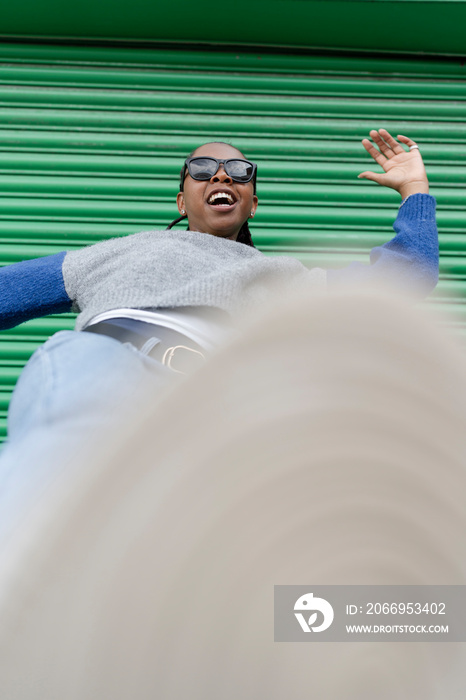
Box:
[0,42,465,441]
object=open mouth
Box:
[207,191,237,208]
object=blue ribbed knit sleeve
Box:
[327,194,439,298]
[0,251,72,330]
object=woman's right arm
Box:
[0,251,72,330]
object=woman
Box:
[0,129,437,460]
[1,128,463,700]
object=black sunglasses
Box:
[180,157,257,192]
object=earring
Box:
[181,209,185,215]
[250,211,254,217]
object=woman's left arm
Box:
[327,129,439,298]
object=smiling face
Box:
[176,142,258,241]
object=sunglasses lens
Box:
[187,158,218,180]
[225,159,254,182]
[186,157,255,184]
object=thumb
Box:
[358,170,384,184]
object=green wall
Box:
[0,1,465,56]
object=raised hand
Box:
[358,129,429,200]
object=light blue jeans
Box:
[0,330,175,545]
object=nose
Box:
[210,163,232,185]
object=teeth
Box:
[208,192,234,205]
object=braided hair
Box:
[167,142,256,248]
[236,220,255,247]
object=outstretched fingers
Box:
[362,129,408,167]
[358,129,427,197]
[378,128,405,155]
[369,129,397,159]
[361,138,387,167]
[358,129,405,183]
